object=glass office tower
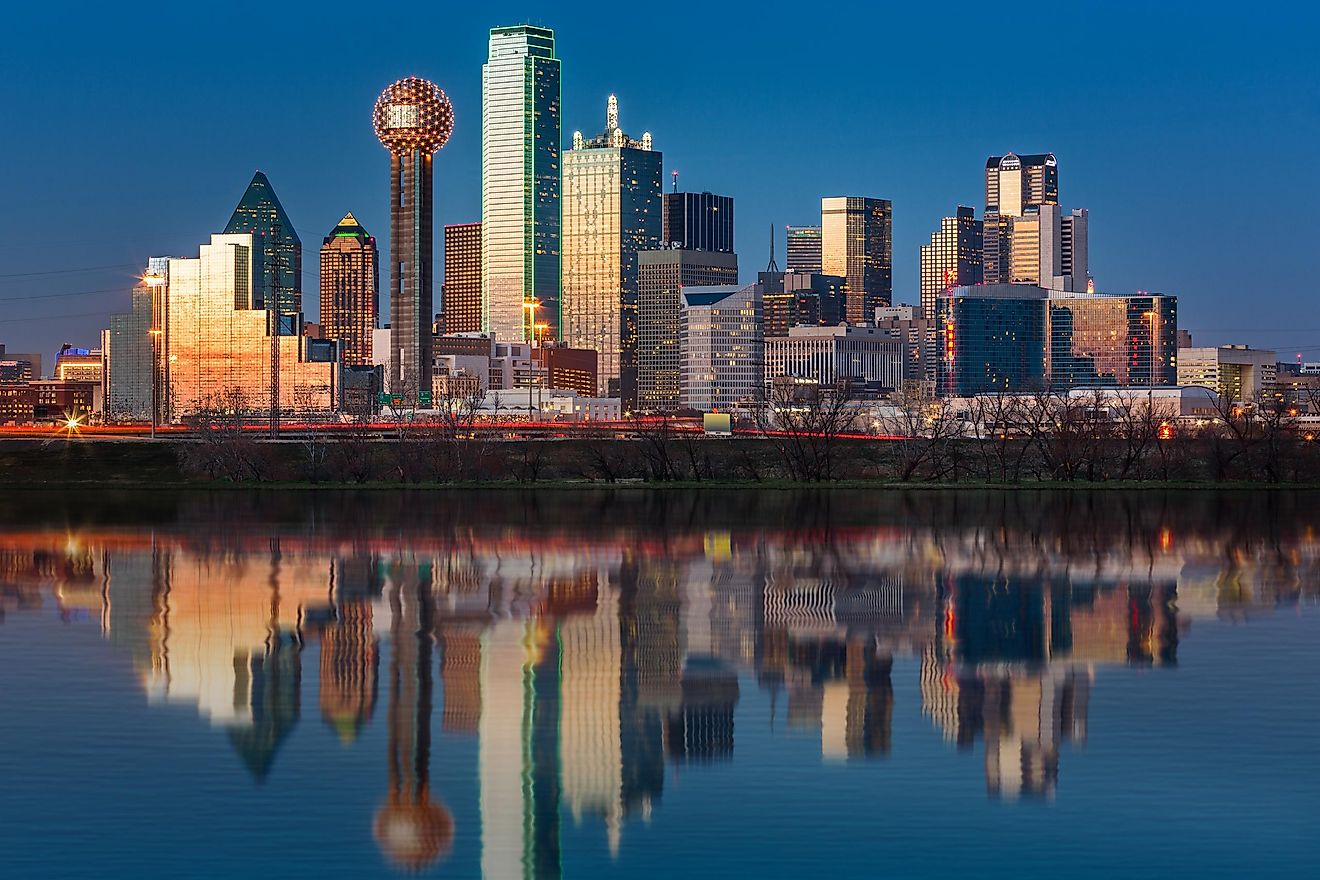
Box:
[483,25,562,343]
[662,192,734,253]
[785,225,822,272]
[821,196,893,322]
[920,207,982,320]
[223,171,302,317]
[562,95,662,399]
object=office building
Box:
[663,191,734,253]
[1008,205,1089,291]
[483,25,561,343]
[786,225,822,272]
[223,171,302,316]
[562,95,663,398]
[873,305,937,386]
[680,282,763,414]
[533,344,599,398]
[103,277,157,421]
[374,76,454,398]
[443,222,482,333]
[765,325,905,392]
[920,207,982,319]
[1177,345,1277,401]
[936,284,1177,395]
[320,213,379,368]
[985,153,1058,219]
[0,345,41,382]
[0,380,99,424]
[636,249,739,411]
[821,196,893,321]
[53,344,102,383]
[759,271,846,337]
[163,233,339,417]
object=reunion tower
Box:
[373,77,453,399]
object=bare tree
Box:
[876,386,965,482]
[754,379,863,482]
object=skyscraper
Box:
[636,249,739,411]
[373,76,454,398]
[320,213,378,368]
[821,197,893,322]
[983,153,1058,285]
[443,222,482,334]
[1007,204,1089,291]
[785,225,822,272]
[662,191,734,253]
[483,25,562,344]
[919,206,982,320]
[680,282,764,415]
[562,95,662,399]
[163,234,339,417]
[223,171,302,316]
[103,268,159,421]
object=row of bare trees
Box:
[173,382,1320,485]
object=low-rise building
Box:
[765,325,905,394]
[1176,344,1276,401]
[0,380,100,424]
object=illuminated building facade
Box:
[936,284,1178,395]
[821,196,893,321]
[785,225,822,272]
[374,76,454,398]
[662,191,734,253]
[103,276,156,421]
[562,95,662,399]
[533,344,599,398]
[920,206,982,320]
[983,152,1058,286]
[443,222,482,333]
[319,213,378,368]
[680,282,763,414]
[163,233,339,417]
[759,271,847,337]
[223,171,302,316]
[1177,344,1277,401]
[483,25,561,344]
[54,344,102,383]
[637,249,739,411]
[765,325,905,391]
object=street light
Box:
[148,328,163,439]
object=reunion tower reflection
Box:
[374,561,453,871]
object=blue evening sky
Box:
[2,1,1317,367]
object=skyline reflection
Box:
[1,489,1316,875]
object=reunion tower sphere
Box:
[372,76,454,155]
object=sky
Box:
[2,1,1318,369]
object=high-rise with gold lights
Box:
[821,196,893,321]
[373,77,454,397]
[319,213,378,367]
[562,95,662,400]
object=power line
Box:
[0,286,132,303]
[0,309,117,324]
[0,263,138,280]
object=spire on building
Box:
[766,224,780,273]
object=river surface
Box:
[0,489,1316,879]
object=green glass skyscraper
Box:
[223,171,302,319]
[482,25,562,343]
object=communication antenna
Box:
[766,224,779,273]
[671,170,679,193]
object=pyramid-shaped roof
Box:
[223,170,301,245]
[329,212,371,239]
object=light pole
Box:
[144,270,166,438]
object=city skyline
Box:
[4,5,1316,368]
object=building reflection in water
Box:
[0,490,1316,870]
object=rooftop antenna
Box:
[671,170,679,193]
[766,223,779,273]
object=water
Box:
[0,489,1316,879]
